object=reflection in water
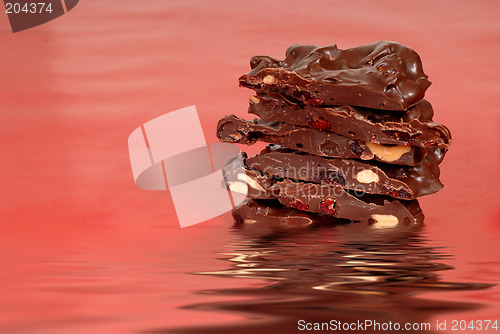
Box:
[160,218,493,334]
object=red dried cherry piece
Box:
[319,197,336,215]
[290,199,309,211]
[308,117,331,130]
[382,130,411,142]
[307,98,324,106]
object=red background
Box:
[1,1,500,333]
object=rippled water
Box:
[1,214,499,334]
[162,221,494,334]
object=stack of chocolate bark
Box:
[217,41,451,227]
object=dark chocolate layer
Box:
[232,198,347,228]
[217,114,428,166]
[245,145,444,200]
[249,93,451,148]
[239,41,430,111]
[234,169,424,225]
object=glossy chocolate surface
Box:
[245,145,444,199]
[249,93,451,148]
[239,41,430,110]
[236,170,424,224]
[217,114,427,166]
[232,198,347,228]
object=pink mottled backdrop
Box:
[1,1,500,333]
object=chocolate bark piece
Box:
[232,199,424,232]
[217,114,428,166]
[245,145,444,200]
[239,41,430,111]
[232,198,348,228]
[248,93,451,148]
[238,170,424,225]
[222,153,275,200]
